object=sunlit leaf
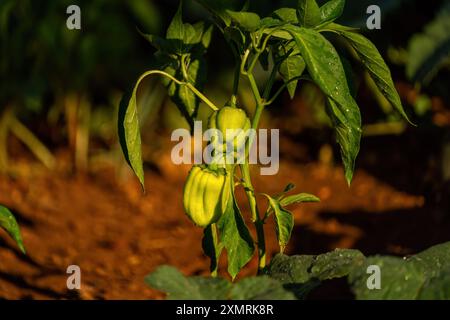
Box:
[226,10,261,31]
[280,193,320,207]
[297,0,321,28]
[318,0,345,27]
[217,186,254,279]
[335,29,412,123]
[285,26,361,184]
[263,194,294,253]
[272,7,298,23]
[0,205,26,254]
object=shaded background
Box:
[0,0,449,299]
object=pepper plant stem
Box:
[210,223,219,277]
[136,70,219,111]
[241,72,267,272]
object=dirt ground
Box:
[0,128,449,299]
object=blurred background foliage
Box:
[0,0,449,174]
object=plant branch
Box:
[138,70,219,111]
[210,223,219,277]
[240,71,267,272]
[263,75,309,106]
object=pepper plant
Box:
[119,0,411,279]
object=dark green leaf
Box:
[318,0,345,27]
[264,195,293,253]
[279,193,320,207]
[145,265,231,300]
[311,248,365,280]
[285,26,361,184]
[259,17,284,29]
[201,24,214,49]
[184,22,202,45]
[279,54,306,99]
[226,10,261,31]
[267,249,364,298]
[297,0,321,28]
[119,71,151,190]
[166,1,185,41]
[202,225,223,275]
[272,8,298,23]
[230,276,296,300]
[349,242,450,300]
[417,270,450,300]
[268,254,315,284]
[408,241,450,278]
[336,30,412,123]
[349,256,426,300]
[326,98,360,184]
[0,205,25,254]
[217,187,254,279]
[164,57,207,126]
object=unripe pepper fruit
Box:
[208,106,251,160]
[183,165,231,227]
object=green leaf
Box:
[145,265,231,300]
[336,30,412,123]
[202,225,223,275]
[279,54,306,99]
[326,98,360,184]
[164,57,207,125]
[146,266,296,300]
[318,0,345,27]
[201,24,214,49]
[417,270,450,300]
[272,8,298,23]
[183,22,201,46]
[166,1,184,41]
[263,195,294,253]
[119,71,151,190]
[408,241,450,278]
[349,242,450,300]
[230,276,296,300]
[267,249,364,298]
[259,17,284,29]
[279,193,320,207]
[267,254,315,285]
[217,187,254,279]
[226,10,261,31]
[0,205,25,253]
[349,256,426,300]
[297,0,321,28]
[285,26,361,184]
[311,248,365,280]
[406,5,450,84]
